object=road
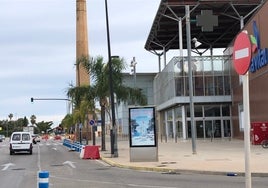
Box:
[0,138,268,188]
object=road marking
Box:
[1,163,15,171]
[63,161,76,168]
[95,160,112,167]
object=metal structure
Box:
[145,0,263,54]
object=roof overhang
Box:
[145,0,264,55]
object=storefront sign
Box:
[249,21,268,73]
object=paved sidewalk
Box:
[99,138,268,176]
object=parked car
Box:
[9,132,33,155]
[0,134,5,142]
[32,134,41,143]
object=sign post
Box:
[233,30,252,188]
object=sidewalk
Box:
[99,138,268,176]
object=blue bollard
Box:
[38,171,49,188]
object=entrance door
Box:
[196,121,204,138]
[177,121,183,138]
[223,120,231,137]
[205,120,222,139]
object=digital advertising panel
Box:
[129,107,156,147]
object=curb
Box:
[100,156,268,177]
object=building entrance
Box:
[187,119,227,139]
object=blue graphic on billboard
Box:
[129,107,156,147]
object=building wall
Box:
[117,73,156,135]
[231,1,268,138]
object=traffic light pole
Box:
[31,98,71,102]
[30,97,72,114]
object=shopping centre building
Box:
[140,0,268,141]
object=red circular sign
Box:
[233,31,252,75]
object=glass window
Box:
[213,59,223,71]
[214,76,224,95]
[12,134,20,141]
[204,76,214,95]
[22,134,30,141]
[222,105,230,116]
[175,77,184,96]
[203,60,212,73]
[204,105,220,117]
[167,109,173,121]
[194,106,203,117]
[175,106,182,119]
[194,76,204,96]
[224,75,231,95]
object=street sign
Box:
[233,31,252,75]
[89,119,95,126]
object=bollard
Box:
[38,171,49,188]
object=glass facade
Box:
[174,56,231,97]
[155,55,232,140]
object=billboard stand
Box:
[129,106,158,162]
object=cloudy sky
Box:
[0,0,167,126]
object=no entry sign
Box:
[233,31,252,75]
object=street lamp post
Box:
[130,57,137,89]
[104,0,118,157]
[186,5,197,154]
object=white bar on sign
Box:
[235,48,249,60]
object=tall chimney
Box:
[76,0,89,86]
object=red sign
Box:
[251,122,268,145]
[233,31,252,75]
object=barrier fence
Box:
[63,139,84,152]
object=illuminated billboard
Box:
[129,107,156,147]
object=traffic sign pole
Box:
[233,30,252,188]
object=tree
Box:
[77,55,147,151]
[36,121,53,134]
[61,114,75,133]
[67,84,96,143]
[30,115,36,126]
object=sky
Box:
[0,0,170,127]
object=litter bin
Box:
[251,122,268,145]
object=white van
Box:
[9,132,33,155]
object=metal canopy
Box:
[145,0,264,54]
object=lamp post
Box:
[186,5,197,154]
[130,57,137,89]
[104,0,118,157]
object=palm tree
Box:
[30,115,36,126]
[76,55,147,151]
[7,113,13,137]
[67,84,95,143]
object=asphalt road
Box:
[0,139,268,188]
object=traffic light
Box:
[31,98,34,102]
